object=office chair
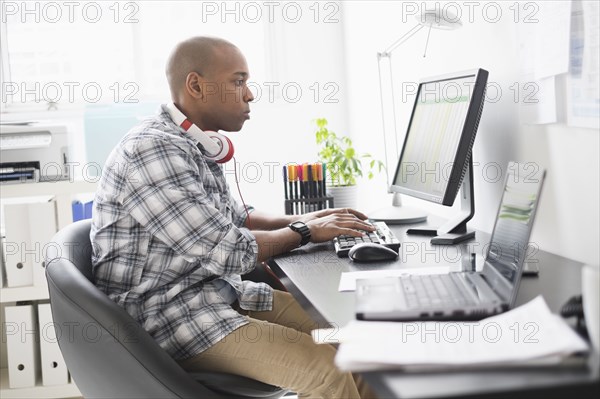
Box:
[45,219,288,399]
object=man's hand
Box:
[304,208,375,243]
[252,208,374,262]
[298,207,370,224]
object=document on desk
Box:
[312,296,589,372]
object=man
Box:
[91,36,374,398]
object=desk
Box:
[269,217,600,399]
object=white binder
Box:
[0,235,6,288]
[4,304,40,388]
[37,303,69,386]
[3,203,33,287]
[2,196,57,287]
[29,201,58,286]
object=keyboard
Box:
[333,221,400,257]
[399,274,476,309]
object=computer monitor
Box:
[370,68,488,244]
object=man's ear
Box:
[185,72,204,100]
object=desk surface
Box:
[270,218,600,399]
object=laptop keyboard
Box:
[400,274,476,309]
[333,221,401,257]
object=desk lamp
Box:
[370,10,463,224]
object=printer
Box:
[0,122,70,184]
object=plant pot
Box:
[327,185,358,209]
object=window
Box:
[1,1,267,110]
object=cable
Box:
[423,22,433,58]
[232,158,287,291]
[232,156,252,229]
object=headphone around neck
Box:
[165,102,234,163]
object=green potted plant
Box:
[315,118,385,208]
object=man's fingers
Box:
[337,228,364,237]
[335,208,369,220]
[331,221,369,232]
[314,208,340,218]
[349,209,369,220]
[335,219,375,231]
[320,207,369,220]
[308,209,375,242]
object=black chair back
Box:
[45,220,285,399]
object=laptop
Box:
[356,162,546,321]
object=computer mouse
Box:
[348,243,399,262]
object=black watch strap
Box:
[288,221,311,246]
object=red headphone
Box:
[165,102,234,163]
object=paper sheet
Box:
[533,2,572,80]
[516,2,571,125]
[338,266,450,292]
[312,296,589,371]
[567,0,600,129]
[516,2,571,80]
[519,75,557,125]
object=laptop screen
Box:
[482,162,546,304]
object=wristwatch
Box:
[288,221,311,247]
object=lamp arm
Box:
[382,23,425,54]
[377,54,392,191]
[377,22,424,192]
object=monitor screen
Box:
[487,165,545,279]
[482,162,546,304]
[391,69,488,206]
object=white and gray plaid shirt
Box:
[91,105,273,360]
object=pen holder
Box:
[285,196,334,215]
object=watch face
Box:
[289,221,310,246]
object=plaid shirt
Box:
[91,105,273,360]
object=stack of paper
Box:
[312,296,589,372]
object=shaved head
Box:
[164,36,254,132]
[165,36,238,99]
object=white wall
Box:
[227,3,351,214]
[341,1,599,265]
[1,1,351,216]
[4,1,597,266]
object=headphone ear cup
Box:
[205,131,235,163]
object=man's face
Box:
[196,46,254,132]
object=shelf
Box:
[0,285,49,303]
[0,368,81,398]
[0,180,97,229]
[1,181,88,399]
[1,180,97,198]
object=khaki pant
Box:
[178,290,375,399]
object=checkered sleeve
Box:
[230,194,254,228]
[119,137,258,276]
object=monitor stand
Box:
[369,192,428,224]
[406,159,476,245]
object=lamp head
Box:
[416,10,462,30]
